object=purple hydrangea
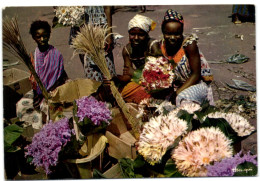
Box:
[25,118,72,174]
[76,96,112,125]
[207,151,257,176]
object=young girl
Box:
[119,14,160,103]
[16,20,68,129]
[159,9,214,106]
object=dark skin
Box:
[32,28,68,108]
[31,28,50,108]
[104,6,114,53]
[117,27,160,84]
[162,21,201,95]
[32,28,50,52]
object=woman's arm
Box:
[176,41,201,95]
[104,6,114,52]
[117,46,134,83]
[149,40,162,57]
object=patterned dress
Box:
[69,6,116,82]
[160,34,214,106]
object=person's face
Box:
[129,27,148,48]
[163,21,183,48]
[33,28,50,47]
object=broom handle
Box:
[25,57,49,100]
[110,81,140,139]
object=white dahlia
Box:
[206,112,255,137]
[179,101,201,114]
[172,127,233,177]
[55,6,85,27]
[137,114,188,165]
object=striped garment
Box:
[34,45,64,94]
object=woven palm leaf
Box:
[71,24,140,138]
[3,16,49,100]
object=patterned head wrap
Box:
[128,14,156,33]
[163,9,184,24]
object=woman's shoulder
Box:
[49,45,62,55]
[182,33,199,48]
[148,39,162,56]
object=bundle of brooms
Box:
[3,16,49,100]
[71,24,140,138]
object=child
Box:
[159,9,214,106]
[16,20,68,129]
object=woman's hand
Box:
[123,66,134,76]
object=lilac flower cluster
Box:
[207,151,257,176]
[25,118,72,174]
[76,96,112,125]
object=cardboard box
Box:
[106,131,137,160]
[3,68,31,119]
[103,163,123,178]
[3,68,31,95]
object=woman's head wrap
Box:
[163,9,184,24]
[128,14,156,33]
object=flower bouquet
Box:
[53,6,85,28]
[25,118,74,174]
[73,96,112,137]
[132,56,175,92]
[24,96,112,176]
[115,100,257,178]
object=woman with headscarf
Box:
[158,9,214,106]
[118,14,160,104]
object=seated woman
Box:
[16,20,68,129]
[158,9,214,106]
[118,14,160,104]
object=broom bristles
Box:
[3,16,49,100]
[71,24,140,138]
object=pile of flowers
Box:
[25,118,73,174]
[140,56,175,91]
[133,100,256,177]
[24,96,112,175]
[54,6,85,27]
[75,96,112,125]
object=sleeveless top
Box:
[160,34,213,84]
[124,39,159,69]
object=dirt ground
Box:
[2,5,257,179]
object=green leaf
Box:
[200,117,241,144]
[52,16,66,28]
[93,169,106,178]
[194,101,218,123]
[119,158,136,178]
[26,156,33,164]
[133,155,146,169]
[131,65,144,84]
[4,124,24,152]
[163,159,184,177]
[177,110,193,132]
[233,162,257,176]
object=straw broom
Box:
[3,16,49,100]
[71,24,140,138]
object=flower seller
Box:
[16,20,68,129]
